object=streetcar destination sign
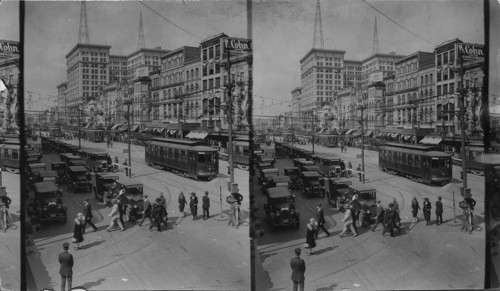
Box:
[224,38,252,51]
[458,43,484,58]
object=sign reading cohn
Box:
[224,38,252,51]
[458,43,485,58]
[0,40,20,54]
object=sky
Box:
[252,0,485,117]
[24,0,249,111]
[0,0,19,41]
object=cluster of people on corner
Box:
[411,196,444,226]
[226,192,244,228]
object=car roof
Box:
[284,167,299,171]
[34,181,59,193]
[267,187,292,199]
[350,184,377,192]
[51,161,66,165]
[301,171,320,178]
[68,166,87,172]
[38,170,58,177]
[271,176,291,182]
[116,177,143,187]
[29,163,46,168]
[262,168,279,173]
[333,178,353,184]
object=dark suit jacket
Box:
[83,203,93,219]
[316,207,325,224]
[290,256,305,282]
[202,195,210,209]
[59,251,74,276]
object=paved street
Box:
[0,172,21,291]
[254,142,485,290]
[27,139,250,290]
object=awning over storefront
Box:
[157,128,166,133]
[131,125,140,132]
[364,130,374,138]
[233,140,249,147]
[111,124,122,130]
[419,136,442,145]
[185,131,209,139]
[345,129,353,135]
[169,130,178,135]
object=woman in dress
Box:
[305,218,317,255]
[411,196,421,223]
[73,213,85,249]
[107,199,125,232]
[178,192,187,217]
[422,197,432,226]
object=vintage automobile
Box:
[31,181,67,223]
[258,162,273,171]
[67,166,91,192]
[300,171,323,197]
[60,153,81,165]
[92,172,120,204]
[322,177,353,209]
[260,157,276,168]
[259,168,280,189]
[349,184,377,226]
[300,164,320,174]
[69,159,87,168]
[314,156,345,177]
[27,151,42,164]
[283,167,300,189]
[264,187,300,230]
[50,161,67,184]
[33,170,58,184]
[115,178,144,222]
[267,176,291,190]
[28,163,46,186]
[292,158,308,168]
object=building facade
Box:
[0,40,20,133]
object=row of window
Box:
[0,149,19,160]
[148,145,217,164]
[381,150,450,168]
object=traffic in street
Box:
[254,140,485,290]
[26,137,250,290]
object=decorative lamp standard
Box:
[357,93,367,183]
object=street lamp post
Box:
[311,110,315,155]
[358,94,366,183]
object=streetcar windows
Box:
[415,156,420,166]
[174,149,180,160]
[402,153,406,164]
[168,148,173,159]
[408,155,413,166]
[431,159,445,168]
[159,147,164,157]
[393,152,397,161]
[12,150,18,160]
[198,153,206,163]
[181,150,186,162]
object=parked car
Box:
[322,177,353,208]
[67,166,91,192]
[284,167,300,189]
[300,171,323,197]
[31,181,67,223]
[259,168,280,189]
[349,184,377,226]
[264,187,300,230]
[92,172,120,204]
[50,161,67,184]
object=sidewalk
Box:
[0,172,20,291]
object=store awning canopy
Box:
[169,130,178,135]
[364,130,374,138]
[111,124,122,130]
[131,125,140,132]
[186,131,209,139]
[420,136,442,145]
[345,129,353,135]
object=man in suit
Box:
[150,198,162,232]
[59,242,74,291]
[435,196,444,225]
[83,198,98,232]
[315,203,330,238]
[372,199,385,231]
[290,248,306,291]
[202,191,210,220]
[138,195,152,226]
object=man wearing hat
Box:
[59,242,74,291]
[315,203,330,238]
[435,196,443,225]
[202,191,210,220]
[83,198,98,232]
[150,198,162,232]
[290,248,306,291]
[372,199,385,232]
[138,194,152,227]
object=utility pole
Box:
[358,94,366,183]
[311,110,315,155]
[125,89,132,178]
[459,53,467,190]
[226,47,235,188]
[78,104,82,149]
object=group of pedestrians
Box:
[411,196,444,226]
